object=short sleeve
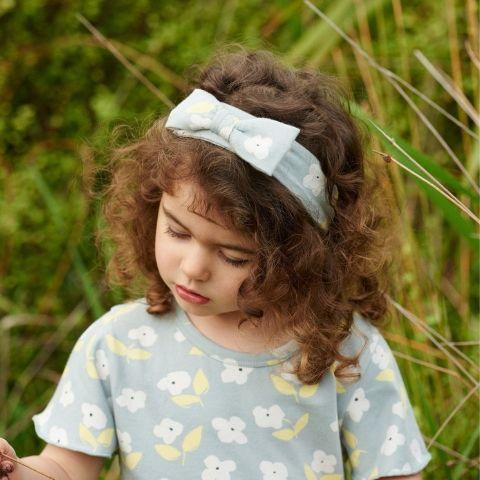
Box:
[32,309,118,458]
[337,314,432,479]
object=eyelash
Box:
[163,226,249,268]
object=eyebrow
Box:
[162,206,256,255]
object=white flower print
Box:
[346,388,370,422]
[59,380,74,407]
[369,333,380,353]
[329,419,340,432]
[202,455,236,480]
[244,134,273,160]
[211,416,248,444]
[259,460,288,479]
[279,360,302,384]
[410,438,426,463]
[174,329,186,342]
[252,405,285,429]
[311,449,337,473]
[95,349,109,380]
[371,344,390,369]
[380,425,405,456]
[220,359,253,385]
[302,163,325,196]
[392,399,407,419]
[189,114,212,129]
[81,403,107,429]
[115,388,146,413]
[157,371,192,395]
[128,325,158,347]
[388,463,412,475]
[117,429,132,453]
[153,418,184,444]
[49,426,68,446]
[34,403,53,426]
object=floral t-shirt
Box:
[32,298,432,479]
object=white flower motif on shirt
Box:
[211,416,248,444]
[202,455,236,480]
[388,463,412,475]
[329,418,343,432]
[346,388,370,422]
[115,388,146,413]
[128,325,158,347]
[220,359,253,385]
[59,380,74,407]
[392,399,407,419]
[252,405,285,429]
[174,329,186,342]
[157,371,192,395]
[34,403,53,426]
[244,135,273,160]
[371,344,390,369]
[369,333,380,353]
[81,403,107,429]
[311,449,337,473]
[380,425,405,456]
[189,114,212,129]
[153,418,184,444]
[259,460,288,479]
[48,426,69,446]
[302,163,325,196]
[410,438,427,463]
[278,360,302,384]
[95,349,109,380]
[117,429,132,453]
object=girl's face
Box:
[154,181,258,324]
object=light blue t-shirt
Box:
[32,297,432,479]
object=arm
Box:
[11,444,104,480]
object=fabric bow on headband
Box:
[165,88,334,228]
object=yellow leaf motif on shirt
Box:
[193,369,209,395]
[127,348,152,360]
[270,374,296,397]
[86,361,99,379]
[349,449,367,468]
[186,101,215,113]
[155,444,181,461]
[375,369,395,382]
[86,334,97,358]
[304,464,317,480]
[299,383,318,398]
[73,339,84,352]
[97,428,114,447]
[124,452,142,470]
[171,394,202,407]
[79,423,97,449]
[320,475,343,479]
[335,378,346,393]
[368,467,379,479]
[272,428,295,441]
[189,346,204,356]
[182,426,202,453]
[342,428,358,449]
[106,334,129,356]
[294,413,309,435]
[102,303,139,324]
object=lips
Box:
[177,285,209,300]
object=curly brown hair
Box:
[96,45,399,385]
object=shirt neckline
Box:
[173,298,300,367]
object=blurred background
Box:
[0,0,478,478]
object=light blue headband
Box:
[165,88,335,228]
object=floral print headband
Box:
[165,88,335,228]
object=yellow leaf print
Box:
[73,339,84,352]
[375,369,395,382]
[342,429,358,449]
[294,413,309,435]
[86,334,97,358]
[272,428,295,441]
[368,467,379,479]
[182,426,203,453]
[124,452,142,470]
[126,348,152,360]
[171,394,202,407]
[270,374,296,397]
[155,444,181,461]
[266,358,282,366]
[335,379,346,394]
[193,369,209,396]
[349,449,367,468]
[86,361,99,379]
[102,303,138,324]
[299,383,318,398]
[189,346,204,356]
[186,101,215,114]
[304,464,317,480]
[79,423,97,449]
[97,428,114,447]
[320,475,343,480]
[106,334,129,356]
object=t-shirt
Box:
[32,297,432,479]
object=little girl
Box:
[1,48,432,480]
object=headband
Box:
[165,88,335,228]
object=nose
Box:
[180,244,211,282]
